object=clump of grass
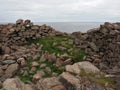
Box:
[80,69,116,89]
[71,49,85,63]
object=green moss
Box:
[80,69,116,89]
[91,77,116,88]
[26,36,72,54]
[71,49,85,63]
[42,60,65,77]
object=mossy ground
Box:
[17,36,85,83]
[80,69,116,89]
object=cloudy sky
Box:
[0,0,120,22]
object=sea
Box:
[0,22,104,33]
[35,22,104,33]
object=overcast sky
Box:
[0,0,120,22]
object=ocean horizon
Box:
[0,22,104,33]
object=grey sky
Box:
[0,0,120,22]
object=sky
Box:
[0,0,120,22]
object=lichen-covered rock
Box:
[3,78,34,90]
[36,77,66,90]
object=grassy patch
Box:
[17,36,86,82]
[80,69,116,89]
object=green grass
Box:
[26,36,73,54]
[26,36,85,61]
[17,36,86,83]
[80,69,116,89]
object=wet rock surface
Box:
[0,19,119,90]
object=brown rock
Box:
[4,46,11,54]
[5,63,19,75]
[59,72,80,90]
[0,67,4,76]
[36,77,66,90]
[3,78,34,90]
[31,61,39,67]
[16,19,23,24]
[33,73,41,81]
[17,58,26,67]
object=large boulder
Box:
[66,61,100,74]
[3,78,34,90]
[36,77,66,90]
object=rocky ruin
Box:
[0,19,119,90]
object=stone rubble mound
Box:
[0,19,119,90]
[72,22,120,72]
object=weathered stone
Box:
[40,63,47,69]
[4,46,11,54]
[36,77,66,90]
[16,19,23,24]
[78,61,100,73]
[33,73,41,81]
[31,61,39,67]
[3,78,34,90]
[0,67,4,76]
[17,58,26,67]
[45,67,51,73]
[2,60,16,64]
[59,72,81,90]
[65,63,81,74]
[5,63,19,75]
[40,54,46,62]
[31,25,39,30]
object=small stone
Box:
[17,58,26,67]
[31,61,39,67]
[37,70,45,77]
[5,63,19,75]
[16,19,23,24]
[4,46,11,54]
[1,64,8,70]
[23,70,29,76]
[58,46,67,51]
[30,67,36,73]
[40,54,46,62]
[24,84,34,90]
[56,59,64,67]
[2,60,16,64]
[33,73,41,81]
[52,72,58,77]
[63,58,72,65]
[59,72,80,90]
[45,67,51,73]
[31,25,39,30]
[40,63,47,69]
[0,67,4,76]
[65,63,81,75]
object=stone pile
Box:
[0,19,65,47]
[0,19,119,90]
[72,22,120,72]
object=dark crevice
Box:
[0,48,4,55]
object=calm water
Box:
[0,22,104,33]
[35,22,104,33]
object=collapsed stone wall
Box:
[72,22,120,72]
[0,19,66,46]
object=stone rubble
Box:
[0,19,119,90]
